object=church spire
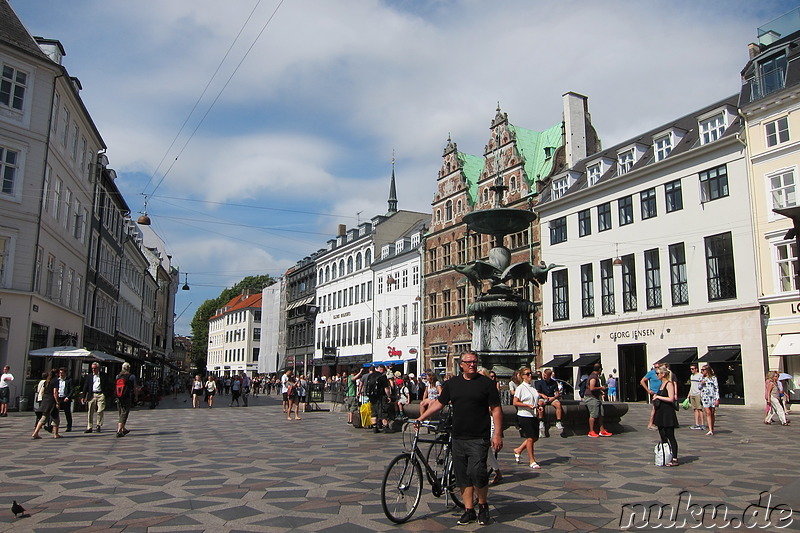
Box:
[387,151,398,214]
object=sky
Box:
[10,0,797,336]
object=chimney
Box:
[338,224,346,237]
[563,92,589,169]
[747,42,762,59]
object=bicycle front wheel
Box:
[381,453,423,523]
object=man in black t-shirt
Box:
[368,365,392,433]
[416,352,502,526]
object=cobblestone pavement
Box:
[1,393,799,532]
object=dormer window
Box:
[587,164,601,186]
[618,149,634,175]
[395,239,405,253]
[552,176,568,199]
[700,113,725,144]
[411,233,420,248]
[654,135,672,161]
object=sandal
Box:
[514,453,521,464]
[666,460,679,467]
[490,472,502,486]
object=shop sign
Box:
[387,346,402,357]
[610,328,656,342]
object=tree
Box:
[189,275,275,370]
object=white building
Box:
[537,95,764,406]
[207,290,262,376]
[371,221,426,374]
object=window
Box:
[640,188,657,220]
[71,124,79,160]
[621,254,637,312]
[445,200,453,220]
[0,235,9,287]
[669,243,688,305]
[61,107,70,146]
[442,290,451,318]
[654,134,672,161]
[700,165,729,202]
[769,169,796,210]
[0,64,27,110]
[618,196,633,226]
[552,177,568,199]
[777,241,799,292]
[581,263,594,317]
[665,179,683,213]
[509,176,517,191]
[587,164,601,186]
[644,248,662,309]
[356,253,362,270]
[597,202,611,231]
[412,302,419,334]
[457,286,466,315]
[578,209,591,237]
[754,51,788,99]
[347,256,353,273]
[457,239,466,264]
[0,146,19,196]
[365,249,372,266]
[376,310,382,339]
[766,117,789,147]
[428,293,438,320]
[705,232,736,301]
[550,216,567,244]
[618,150,634,175]
[442,243,451,269]
[700,113,725,144]
[600,259,614,315]
[552,269,568,321]
[412,265,419,285]
[428,248,437,272]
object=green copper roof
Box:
[457,151,484,207]
[508,122,563,187]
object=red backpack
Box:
[115,375,130,398]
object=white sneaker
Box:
[555,422,564,430]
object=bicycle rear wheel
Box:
[381,453,423,523]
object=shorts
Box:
[583,396,603,418]
[690,394,702,410]
[451,438,490,489]
[371,397,389,420]
[192,388,203,396]
[345,396,359,413]
[0,387,8,404]
[608,387,617,396]
[118,400,131,424]
[282,392,289,402]
[517,415,539,439]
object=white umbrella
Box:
[778,373,793,381]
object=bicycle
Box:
[380,417,464,523]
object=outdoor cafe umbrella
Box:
[28,346,124,363]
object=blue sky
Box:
[10,0,796,335]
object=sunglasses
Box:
[461,361,478,366]
[522,372,532,376]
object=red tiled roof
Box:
[209,293,263,320]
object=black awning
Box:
[542,355,573,368]
[568,353,601,367]
[698,348,741,363]
[657,348,698,365]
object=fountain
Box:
[453,172,556,373]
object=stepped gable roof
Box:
[210,293,263,320]
[538,94,741,204]
[456,151,483,206]
[0,0,50,60]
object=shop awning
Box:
[29,346,125,363]
[542,355,573,368]
[287,295,315,311]
[657,348,698,365]
[568,353,601,367]
[772,334,800,357]
[698,348,741,363]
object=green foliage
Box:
[189,275,275,367]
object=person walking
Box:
[585,363,612,438]
[699,365,719,436]
[191,375,203,408]
[286,375,301,420]
[652,367,679,466]
[765,371,789,425]
[33,372,48,428]
[416,352,503,526]
[56,368,74,432]
[81,362,110,433]
[512,367,541,469]
[115,362,137,438]
[205,376,217,408]
[0,365,13,417]
[688,364,706,430]
[32,369,60,439]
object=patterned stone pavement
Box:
[1,393,799,532]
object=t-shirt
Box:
[0,372,13,389]
[281,374,290,393]
[437,373,500,440]
[689,372,703,396]
[644,369,661,393]
[587,371,603,399]
[535,378,558,398]
[346,374,358,397]
[607,377,617,388]
[369,373,389,401]
[514,382,539,418]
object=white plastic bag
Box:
[654,442,673,467]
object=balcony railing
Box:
[747,67,787,102]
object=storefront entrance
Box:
[619,343,648,402]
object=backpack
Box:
[115,375,130,399]
[654,442,673,467]
[578,378,588,399]
[365,373,380,399]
